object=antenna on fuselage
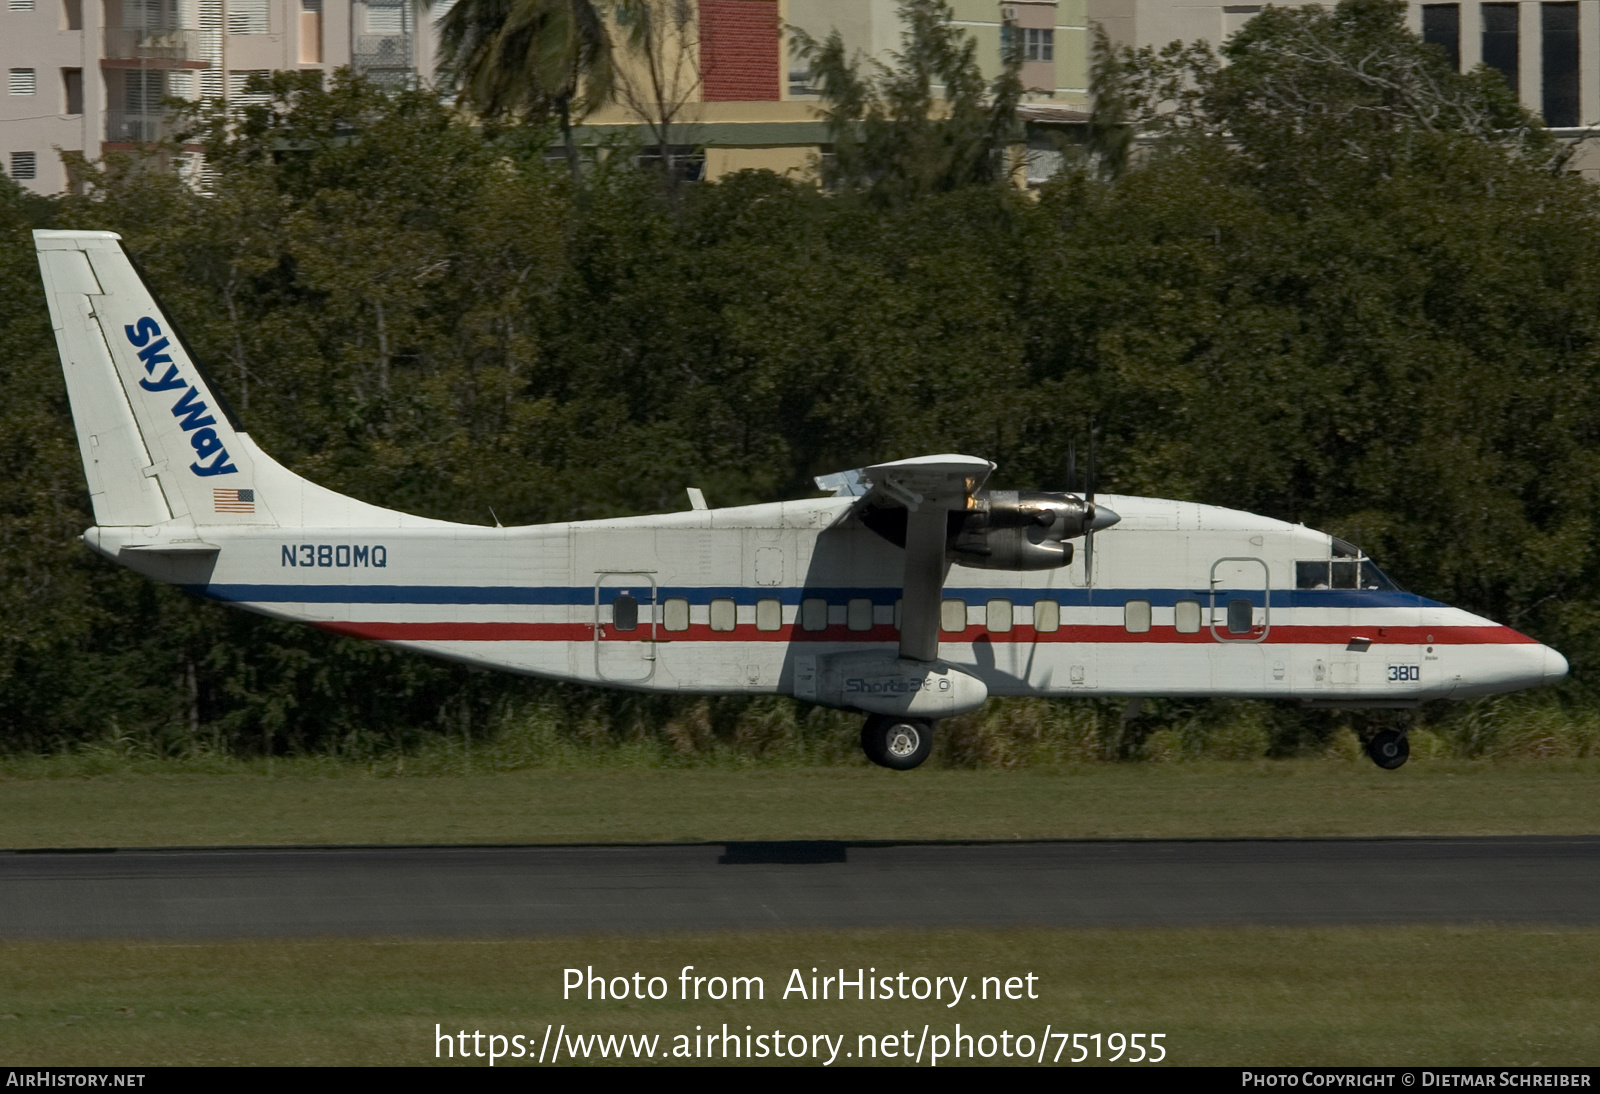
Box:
[488,507,503,528]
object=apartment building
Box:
[2,0,1096,193]
[574,0,1090,182]
[2,0,444,195]
[1090,2,1600,145]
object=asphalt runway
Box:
[1,837,1596,939]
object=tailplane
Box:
[35,230,446,531]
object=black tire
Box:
[861,715,934,771]
[1366,729,1410,770]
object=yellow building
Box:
[575,0,1090,183]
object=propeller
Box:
[1085,424,1097,587]
[1064,428,1118,586]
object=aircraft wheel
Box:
[861,715,934,771]
[1365,729,1410,770]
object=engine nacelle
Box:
[949,490,1092,571]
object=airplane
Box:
[34,229,1569,771]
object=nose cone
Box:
[1089,504,1120,531]
[1543,646,1570,687]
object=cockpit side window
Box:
[1296,561,1330,589]
[1297,541,1404,591]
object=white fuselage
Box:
[87,493,1566,707]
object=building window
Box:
[709,597,736,632]
[9,151,37,180]
[228,70,272,105]
[755,598,782,632]
[940,598,967,633]
[1421,4,1460,70]
[62,0,80,29]
[62,68,82,115]
[1542,3,1579,126]
[800,597,827,632]
[1033,599,1060,633]
[1124,599,1151,634]
[1223,5,1262,39]
[299,0,323,64]
[662,597,689,632]
[10,69,37,95]
[846,597,873,632]
[1002,24,1055,63]
[1481,3,1519,93]
[10,0,35,10]
[228,0,268,34]
[986,598,1013,633]
[1025,27,1053,62]
[362,0,404,34]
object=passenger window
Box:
[709,598,736,632]
[755,598,782,632]
[1227,598,1253,634]
[847,598,873,632]
[1124,599,1151,634]
[662,597,689,632]
[1174,599,1201,633]
[1033,599,1059,633]
[612,595,638,632]
[986,598,1013,633]
[800,597,828,632]
[940,598,967,633]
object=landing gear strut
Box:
[1365,729,1409,770]
[861,715,934,770]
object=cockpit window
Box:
[1296,546,1404,591]
[1360,560,1401,591]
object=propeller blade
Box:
[1085,423,1096,587]
[1066,441,1077,497]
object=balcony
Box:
[352,33,413,88]
[102,27,213,69]
[105,110,172,144]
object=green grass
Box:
[2,760,1599,847]
[2,928,1596,1065]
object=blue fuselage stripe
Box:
[190,584,1440,610]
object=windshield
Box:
[1296,542,1405,592]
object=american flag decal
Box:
[213,488,255,513]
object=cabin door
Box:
[1209,557,1268,691]
[594,573,656,683]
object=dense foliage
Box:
[2,0,1598,757]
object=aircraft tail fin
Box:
[35,230,443,531]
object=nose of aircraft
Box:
[1543,645,1570,687]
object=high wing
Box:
[842,455,993,662]
[817,454,1120,663]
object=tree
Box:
[791,0,1023,205]
[610,0,703,184]
[434,0,615,181]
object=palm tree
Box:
[433,0,615,181]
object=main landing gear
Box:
[861,714,935,770]
[1365,729,1410,770]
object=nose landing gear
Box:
[861,714,935,770]
[1365,729,1410,769]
